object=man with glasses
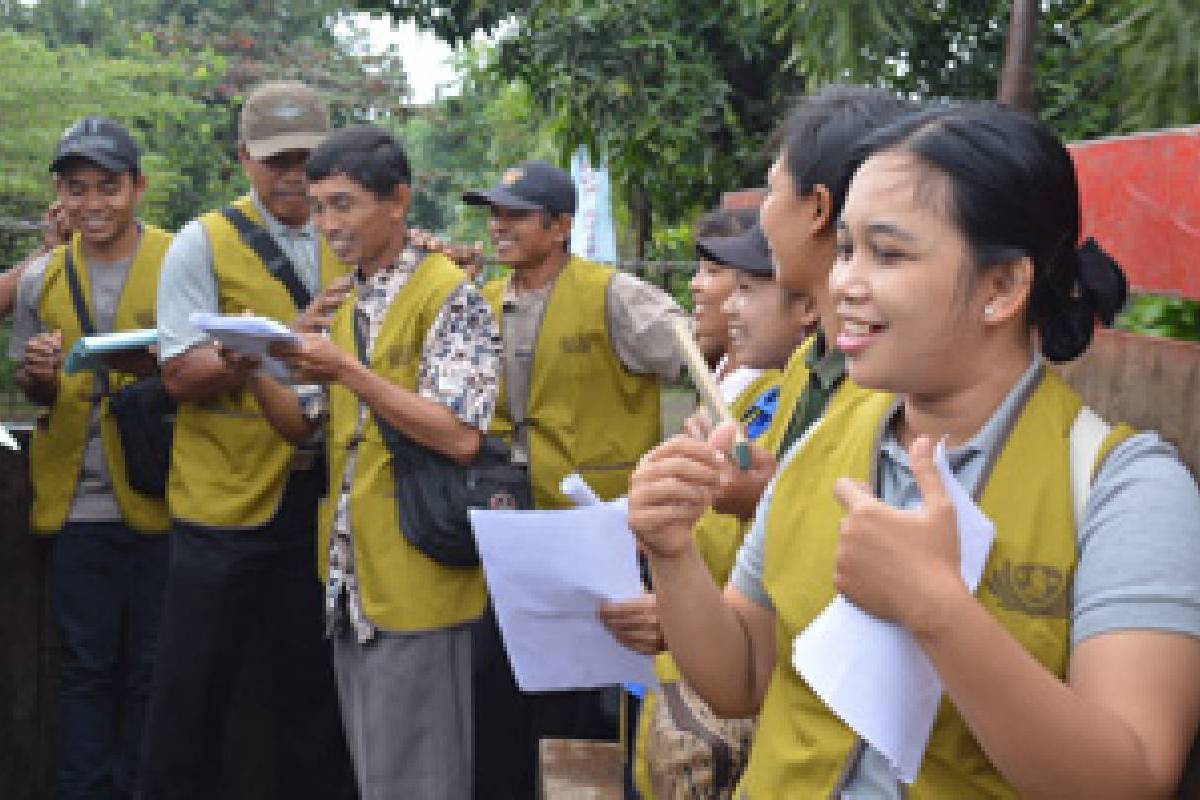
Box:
[142,81,353,799]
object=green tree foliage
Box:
[1103,0,1200,131]
[402,47,556,244]
[0,0,410,237]
[365,0,1200,189]
[768,0,1131,141]
[1118,295,1200,342]
[355,0,525,45]
[492,0,778,254]
[0,28,223,254]
[365,0,801,255]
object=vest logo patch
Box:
[985,560,1068,618]
[134,310,156,328]
[384,343,420,367]
[559,333,597,355]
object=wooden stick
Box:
[670,316,750,469]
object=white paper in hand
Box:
[470,505,655,692]
[0,422,20,451]
[190,311,300,356]
[790,440,995,783]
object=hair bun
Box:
[1038,298,1094,362]
[1037,238,1128,362]
[1075,237,1128,326]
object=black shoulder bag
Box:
[352,313,531,567]
[64,249,175,497]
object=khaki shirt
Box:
[499,270,683,455]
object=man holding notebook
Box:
[142,80,353,799]
[9,116,169,800]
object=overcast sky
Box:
[342,12,459,105]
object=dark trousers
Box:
[52,520,168,800]
[472,605,619,800]
[140,468,355,800]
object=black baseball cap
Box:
[696,225,773,276]
[50,116,141,175]
[463,160,577,215]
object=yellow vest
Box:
[756,337,815,458]
[168,196,346,528]
[742,369,1133,798]
[635,367,781,800]
[691,368,783,586]
[320,253,487,631]
[28,227,171,534]
[482,256,661,507]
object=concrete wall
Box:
[1057,328,1200,476]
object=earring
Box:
[984,302,996,318]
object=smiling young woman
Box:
[626,102,1200,799]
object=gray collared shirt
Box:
[730,355,1200,798]
[157,193,320,361]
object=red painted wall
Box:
[1071,126,1200,299]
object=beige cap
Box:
[239,81,330,160]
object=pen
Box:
[669,316,751,470]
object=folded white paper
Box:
[791,440,996,784]
[470,505,655,692]
[560,472,603,507]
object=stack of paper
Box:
[790,440,996,784]
[190,312,300,379]
[189,312,300,356]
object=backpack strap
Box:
[220,205,312,310]
[63,246,110,397]
[1069,405,1111,523]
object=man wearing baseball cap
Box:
[142,81,353,798]
[464,161,684,798]
[8,116,171,799]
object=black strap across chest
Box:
[220,205,313,310]
[63,247,111,397]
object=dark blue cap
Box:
[463,160,576,215]
[696,225,773,276]
[51,116,140,175]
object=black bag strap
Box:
[350,311,423,465]
[63,247,110,397]
[220,205,313,310]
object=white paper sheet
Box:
[791,440,996,784]
[190,311,300,380]
[559,472,603,507]
[63,328,158,374]
[0,422,19,450]
[190,311,300,355]
[470,505,656,692]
